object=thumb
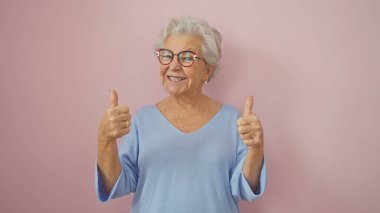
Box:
[243,96,254,116]
[109,89,118,107]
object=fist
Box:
[99,89,131,142]
[237,96,264,148]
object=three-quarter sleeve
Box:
[95,117,139,203]
[230,130,267,202]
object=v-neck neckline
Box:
[152,104,225,135]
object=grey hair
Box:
[155,16,222,80]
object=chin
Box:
[165,89,184,97]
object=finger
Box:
[110,127,129,139]
[116,127,130,137]
[109,120,131,135]
[243,139,254,144]
[119,113,131,122]
[112,114,130,123]
[237,116,254,126]
[118,127,131,137]
[240,133,253,140]
[118,120,130,129]
[238,125,252,134]
[238,113,261,125]
[243,96,254,116]
[114,105,129,114]
[116,123,131,135]
[107,107,129,120]
[110,89,118,107]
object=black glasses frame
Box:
[156,48,206,67]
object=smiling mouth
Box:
[167,75,187,82]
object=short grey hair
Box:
[155,16,222,80]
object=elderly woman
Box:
[95,16,266,213]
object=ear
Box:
[204,64,216,81]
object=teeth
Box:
[168,76,185,82]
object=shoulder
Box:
[220,104,241,117]
[133,105,157,119]
[135,104,156,113]
[209,104,241,125]
[129,105,160,131]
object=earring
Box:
[203,80,208,85]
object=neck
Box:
[165,92,211,111]
[174,93,206,107]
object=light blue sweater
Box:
[95,105,266,213]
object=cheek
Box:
[159,66,167,76]
[187,68,205,82]
[159,66,168,81]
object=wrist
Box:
[98,123,115,144]
[98,135,116,145]
[246,144,264,153]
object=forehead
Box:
[163,34,203,52]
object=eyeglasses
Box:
[156,48,206,67]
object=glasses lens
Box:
[158,49,173,65]
[179,51,195,66]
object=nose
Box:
[168,55,181,71]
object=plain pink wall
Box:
[1,0,379,212]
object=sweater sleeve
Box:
[230,124,267,202]
[95,116,139,203]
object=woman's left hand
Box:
[237,96,264,149]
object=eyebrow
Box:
[162,47,199,54]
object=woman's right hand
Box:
[98,89,131,143]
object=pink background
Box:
[1,0,379,212]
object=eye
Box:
[182,56,193,62]
[162,54,173,59]
[180,52,195,62]
[159,50,173,60]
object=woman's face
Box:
[159,34,212,98]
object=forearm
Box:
[243,145,264,193]
[97,135,121,195]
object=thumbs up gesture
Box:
[98,89,131,142]
[237,96,264,148]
